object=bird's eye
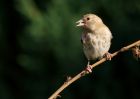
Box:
[87,17,90,20]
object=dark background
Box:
[0,0,140,99]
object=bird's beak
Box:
[76,19,85,27]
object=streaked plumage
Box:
[76,14,113,72]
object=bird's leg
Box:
[104,52,112,60]
[85,60,92,73]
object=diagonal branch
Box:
[48,40,140,99]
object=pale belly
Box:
[82,33,111,60]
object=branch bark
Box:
[48,40,140,99]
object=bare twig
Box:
[48,40,140,99]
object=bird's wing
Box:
[81,37,83,44]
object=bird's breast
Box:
[81,32,111,60]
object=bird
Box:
[76,13,113,73]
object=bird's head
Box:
[76,14,103,30]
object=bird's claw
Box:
[85,65,92,73]
[104,52,112,60]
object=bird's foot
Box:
[85,65,92,73]
[104,52,112,60]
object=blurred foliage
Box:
[0,0,140,99]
